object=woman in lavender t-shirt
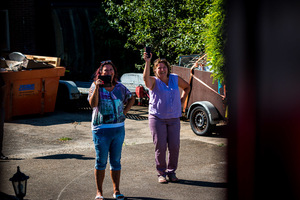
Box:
[143,52,190,183]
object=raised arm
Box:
[143,52,156,90]
[89,80,101,107]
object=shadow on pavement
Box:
[174,179,227,188]
[0,192,17,200]
[34,154,94,160]
[209,125,229,139]
[6,109,92,126]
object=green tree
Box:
[91,3,141,76]
[104,0,210,64]
[103,0,226,82]
[202,0,226,83]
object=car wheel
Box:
[189,106,215,136]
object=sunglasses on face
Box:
[101,60,112,65]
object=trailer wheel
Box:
[189,106,215,136]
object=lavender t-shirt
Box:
[149,73,181,119]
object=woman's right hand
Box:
[95,79,104,87]
[143,52,152,62]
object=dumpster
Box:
[1,55,65,121]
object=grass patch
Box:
[218,143,225,147]
[59,137,72,142]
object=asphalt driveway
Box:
[0,106,227,200]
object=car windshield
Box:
[120,73,146,93]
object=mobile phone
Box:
[98,75,112,87]
[145,46,151,58]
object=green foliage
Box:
[202,0,226,83]
[103,0,210,64]
[91,3,142,76]
[102,0,226,82]
[59,137,72,142]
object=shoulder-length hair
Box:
[93,60,118,85]
[153,58,171,77]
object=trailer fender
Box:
[58,80,80,100]
[187,101,220,124]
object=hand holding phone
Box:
[97,75,112,87]
[145,46,151,58]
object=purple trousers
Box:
[149,114,180,176]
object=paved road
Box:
[0,106,227,200]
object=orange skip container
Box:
[1,66,65,121]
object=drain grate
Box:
[126,113,148,121]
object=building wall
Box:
[1,0,101,81]
[6,0,37,54]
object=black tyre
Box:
[189,106,215,136]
